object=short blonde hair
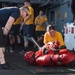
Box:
[20,6,29,13]
[46,25,55,32]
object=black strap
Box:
[43,48,48,54]
[50,55,56,64]
[58,55,62,62]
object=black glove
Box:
[54,48,59,54]
[59,45,66,49]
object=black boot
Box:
[1,63,14,70]
[19,47,27,54]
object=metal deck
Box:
[0,45,75,75]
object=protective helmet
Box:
[53,40,60,49]
[24,51,35,65]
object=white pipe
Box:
[29,37,42,50]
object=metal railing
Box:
[31,0,62,4]
[0,0,63,4]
